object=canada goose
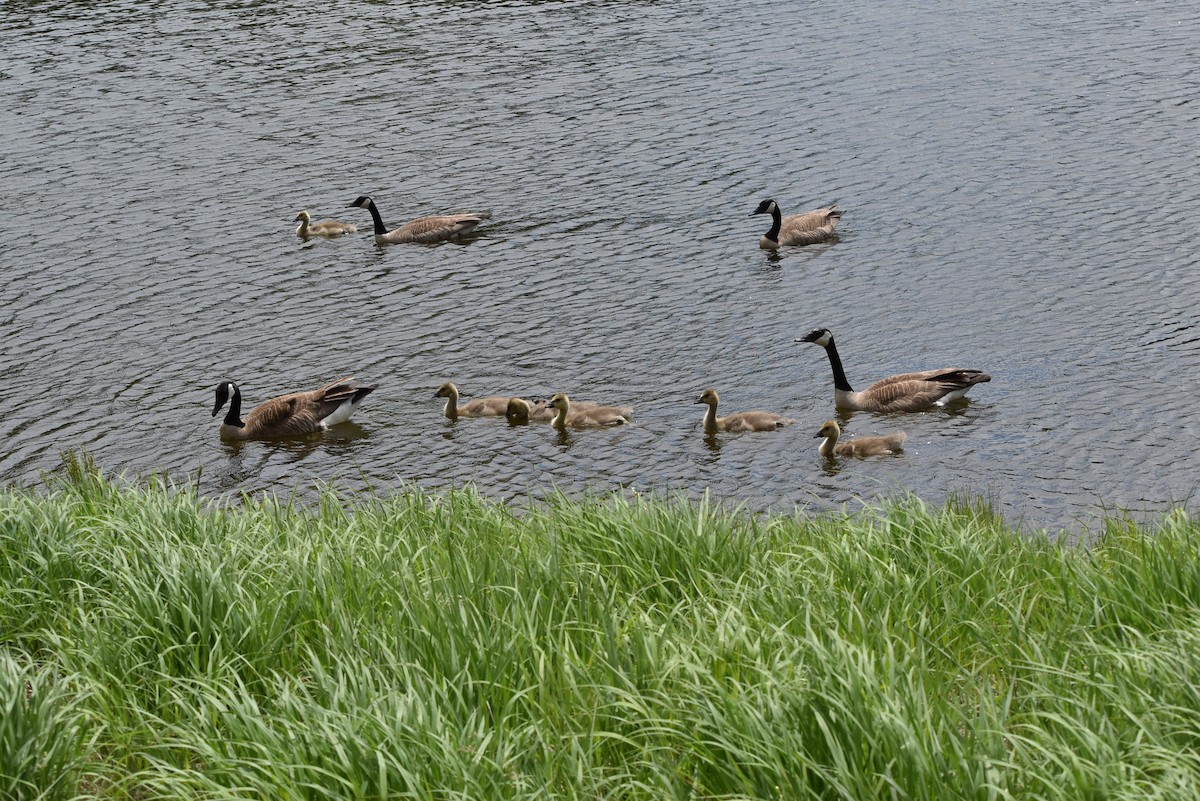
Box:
[695,388,794,433]
[349,195,491,244]
[547,393,633,429]
[435,382,509,418]
[815,419,906,458]
[751,199,842,248]
[798,328,991,412]
[294,210,357,238]
[212,377,376,440]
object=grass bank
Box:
[3,457,1200,800]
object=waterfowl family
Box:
[212,377,376,440]
[349,195,491,244]
[751,199,843,248]
[815,419,906,458]
[547,393,633,429]
[696,388,794,433]
[798,328,991,412]
[294,210,357,238]
[435,382,510,418]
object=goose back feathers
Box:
[349,195,490,244]
[798,328,991,412]
[212,377,375,440]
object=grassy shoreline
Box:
[3,458,1200,799]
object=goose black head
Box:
[797,328,833,346]
[212,381,236,417]
[349,195,373,209]
[750,199,778,216]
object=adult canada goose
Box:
[815,419,906,458]
[294,210,357,238]
[751,199,843,248]
[547,393,633,429]
[212,377,376,440]
[349,195,491,244]
[695,388,794,433]
[435,382,509,418]
[798,328,991,412]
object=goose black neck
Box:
[824,338,854,392]
[224,385,245,428]
[765,205,782,243]
[364,200,389,236]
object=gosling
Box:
[435,382,509,418]
[547,393,633,429]
[815,419,906,458]
[505,397,556,424]
[696,388,794,433]
[294,210,357,238]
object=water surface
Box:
[2,1,1198,533]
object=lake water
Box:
[2,1,1197,534]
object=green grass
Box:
[2,453,1200,799]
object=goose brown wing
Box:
[862,370,990,412]
[859,378,960,412]
[393,213,489,243]
[779,206,842,244]
[242,378,366,436]
[311,377,375,418]
[867,369,991,389]
[242,395,326,436]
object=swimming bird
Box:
[435,382,510,418]
[506,397,607,424]
[696,388,794,433]
[349,195,491,244]
[751,198,842,248]
[798,328,991,412]
[547,393,633,429]
[815,419,906,458]
[294,210,357,238]
[505,397,555,424]
[212,377,376,440]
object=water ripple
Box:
[2,1,1198,533]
